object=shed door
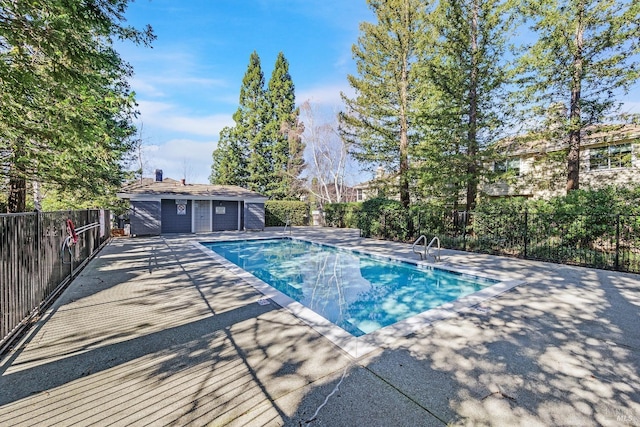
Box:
[193,200,211,233]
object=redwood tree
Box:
[339,0,427,209]
[0,0,153,212]
[516,0,640,192]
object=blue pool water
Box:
[202,238,497,337]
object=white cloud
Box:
[297,83,354,108]
[146,139,217,184]
[137,100,173,115]
[130,75,228,99]
[152,76,227,87]
[130,77,166,98]
[136,100,234,137]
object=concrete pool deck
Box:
[0,227,638,426]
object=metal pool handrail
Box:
[426,236,441,262]
[412,235,441,262]
[282,218,292,235]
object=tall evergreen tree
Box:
[0,0,154,212]
[210,51,304,198]
[517,0,640,192]
[339,0,427,208]
[210,51,270,192]
[416,0,515,210]
[239,52,270,194]
[209,126,245,185]
[266,52,305,199]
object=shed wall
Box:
[161,199,192,233]
[244,203,265,230]
[213,201,240,231]
[130,201,161,236]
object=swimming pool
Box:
[201,238,499,337]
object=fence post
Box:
[524,208,528,259]
[462,211,468,251]
[36,210,42,302]
[615,214,620,271]
[382,212,386,239]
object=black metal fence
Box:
[359,209,640,274]
[0,210,111,353]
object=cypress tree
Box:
[266,52,305,199]
[240,52,271,194]
[210,126,245,185]
[210,51,304,198]
[210,51,270,193]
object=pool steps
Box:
[412,235,441,262]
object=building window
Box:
[494,158,520,176]
[357,189,364,202]
[589,144,632,170]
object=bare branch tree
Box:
[127,123,153,182]
[181,157,194,183]
[301,101,355,205]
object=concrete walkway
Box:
[0,227,638,426]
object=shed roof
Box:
[117,178,268,202]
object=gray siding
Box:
[244,202,265,230]
[212,201,239,231]
[161,199,192,233]
[130,201,161,236]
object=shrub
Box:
[475,196,529,215]
[324,202,362,228]
[265,200,309,226]
[543,188,621,247]
[409,201,452,238]
[358,198,410,241]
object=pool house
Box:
[117,170,267,235]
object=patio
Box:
[0,227,638,426]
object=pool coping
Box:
[193,236,524,358]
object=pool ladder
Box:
[283,219,292,235]
[412,235,441,262]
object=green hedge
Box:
[324,202,362,228]
[265,200,309,226]
[358,198,411,241]
[473,188,636,248]
[309,187,640,272]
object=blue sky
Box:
[118,1,640,185]
[118,0,374,184]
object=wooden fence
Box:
[0,210,110,354]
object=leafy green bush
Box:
[265,201,309,226]
[408,202,453,242]
[358,198,411,241]
[342,186,640,271]
[540,188,620,247]
[472,188,631,249]
[475,196,529,215]
[324,202,362,228]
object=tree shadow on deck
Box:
[2,231,638,426]
[0,234,354,426]
[336,266,640,426]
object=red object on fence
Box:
[66,219,78,244]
